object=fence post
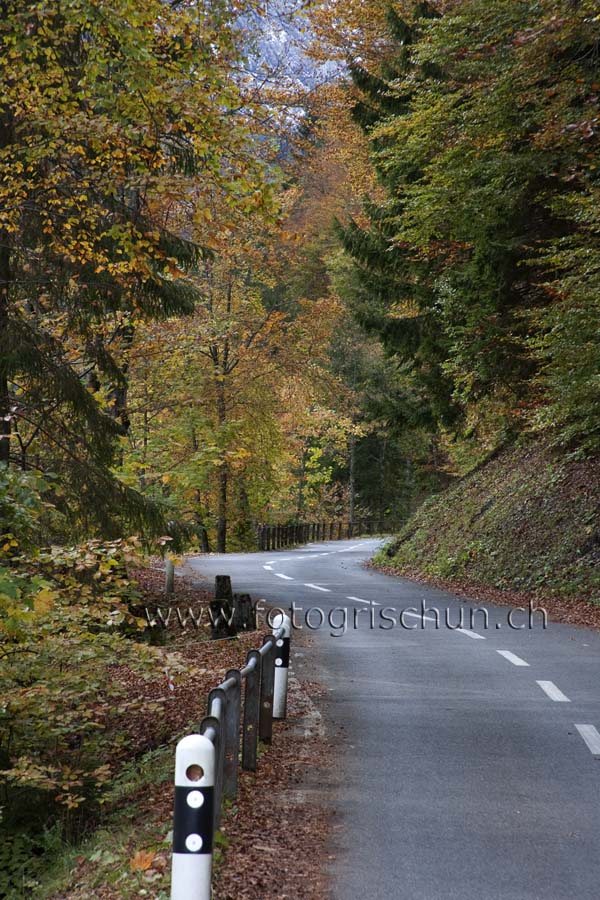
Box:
[242,650,261,771]
[171,733,215,900]
[272,613,291,719]
[211,576,234,639]
[165,557,175,595]
[259,636,275,743]
[222,672,241,799]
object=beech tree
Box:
[0,0,269,533]
[122,212,341,551]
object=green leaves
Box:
[0,529,164,821]
[338,0,600,466]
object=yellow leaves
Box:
[59,793,87,810]
[129,849,156,872]
[196,206,213,223]
[33,588,59,614]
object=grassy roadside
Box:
[374,440,600,623]
[23,568,331,900]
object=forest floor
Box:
[39,568,332,900]
[375,439,600,629]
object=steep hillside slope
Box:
[376,442,600,606]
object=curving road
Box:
[187,538,600,900]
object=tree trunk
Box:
[378,436,387,530]
[0,80,13,466]
[195,491,211,553]
[296,446,307,517]
[348,433,356,531]
[216,379,227,553]
[216,465,227,553]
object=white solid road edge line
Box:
[275,573,293,581]
[456,628,486,640]
[497,650,530,667]
[536,680,571,702]
[304,583,331,592]
[575,724,600,756]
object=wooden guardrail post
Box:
[259,636,275,743]
[165,557,175,594]
[222,672,241,799]
[242,650,261,771]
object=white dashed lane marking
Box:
[346,595,381,606]
[575,724,600,756]
[497,650,529,667]
[456,628,486,640]
[263,565,273,571]
[275,573,293,581]
[304,583,331,592]
[402,610,437,623]
[537,680,570,702]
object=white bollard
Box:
[272,612,291,719]
[171,734,215,900]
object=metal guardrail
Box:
[171,613,292,899]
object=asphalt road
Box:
[187,538,600,900]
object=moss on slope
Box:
[376,442,600,601]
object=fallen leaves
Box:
[129,849,155,872]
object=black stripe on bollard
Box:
[173,786,215,854]
[275,636,290,668]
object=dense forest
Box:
[1,0,599,894]
[4,1,599,553]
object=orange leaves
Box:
[129,849,156,871]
